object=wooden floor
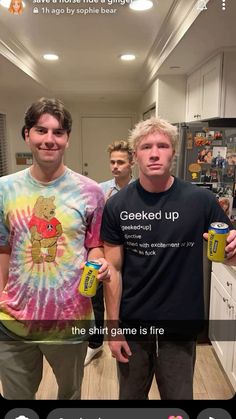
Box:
[0,343,234,399]
[35,343,235,400]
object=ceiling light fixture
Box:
[43,54,59,61]
[120,54,136,61]
[129,0,153,11]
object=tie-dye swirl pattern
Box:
[0,168,104,339]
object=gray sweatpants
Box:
[0,340,88,400]
[117,338,196,400]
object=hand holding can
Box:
[78,260,102,297]
[207,222,229,262]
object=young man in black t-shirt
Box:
[101,116,236,400]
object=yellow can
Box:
[207,222,229,262]
[78,260,102,297]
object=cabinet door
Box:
[201,54,222,119]
[227,299,236,391]
[185,69,201,122]
[209,272,231,369]
[221,52,236,118]
[212,262,234,297]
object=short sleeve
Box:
[101,198,124,244]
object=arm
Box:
[87,246,110,281]
[103,241,132,363]
[84,185,109,280]
[203,229,236,265]
[202,192,236,264]
[0,245,11,294]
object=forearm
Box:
[103,242,123,323]
[104,266,122,322]
[0,246,11,293]
[87,246,104,260]
[103,243,131,362]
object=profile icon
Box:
[8,0,24,14]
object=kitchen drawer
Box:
[212,262,236,298]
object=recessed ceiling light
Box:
[129,0,153,11]
[0,0,25,7]
[43,54,59,61]
[120,54,136,61]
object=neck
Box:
[30,163,66,183]
[139,174,174,193]
[115,175,131,189]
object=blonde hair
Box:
[128,117,178,151]
[8,0,23,14]
[107,140,134,163]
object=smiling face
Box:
[24,113,69,173]
[135,131,175,183]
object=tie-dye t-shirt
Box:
[0,168,105,341]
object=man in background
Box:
[100,139,135,200]
[84,139,134,365]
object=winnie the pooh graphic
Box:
[28,196,62,263]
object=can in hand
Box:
[207,222,229,262]
[78,260,102,297]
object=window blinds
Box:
[0,114,8,177]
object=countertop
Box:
[226,264,236,276]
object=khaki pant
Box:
[0,340,88,400]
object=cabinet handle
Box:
[227,281,232,287]
[223,297,228,303]
[228,303,234,310]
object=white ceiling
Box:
[0,0,235,102]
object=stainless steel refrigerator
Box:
[173,119,236,341]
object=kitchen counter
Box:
[225,264,236,276]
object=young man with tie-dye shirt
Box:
[0,97,110,400]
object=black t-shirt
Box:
[101,178,232,322]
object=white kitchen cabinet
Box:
[186,51,236,121]
[221,52,236,118]
[227,297,236,391]
[210,272,232,369]
[201,54,222,119]
[141,76,186,124]
[186,54,222,121]
[186,70,201,122]
[209,262,236,391]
